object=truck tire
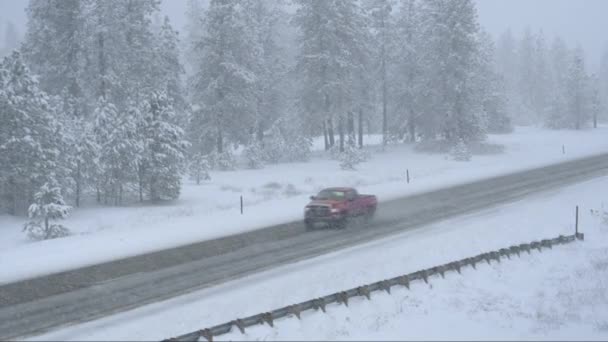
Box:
[336,217,348,230]
[364,207,376,223]
[305,221,315,231]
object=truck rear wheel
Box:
[305,221,315,231]
[336,217,348,230]
[365,207,376,223]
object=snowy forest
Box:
[1,0,608,226]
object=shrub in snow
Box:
[591,209,608,226]
[189,153,211,185]
[243,139,265,169]
[339,143,366,170]
[284,135,313,163]
[450,139,472,162]
[23,181,72,241]
[214,151,237,171]
[264,115,312,164]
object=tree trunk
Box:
[323,120,329,151]
[328,119,335,147]
[408,110,417,143]
[217,127,224,154]
[347,111,355,145]
[256,122,264,146]
[44,217,49,237]
[75,161,81,208]
[339,116,345,153]
[358,108,364,149]
[594,113,598,128]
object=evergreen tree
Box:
[23,0,87,116]
[477,30,511,134]
[494,29,519,117]
[418,0,485,143]
[189,152,211,185]
[93,97,141,205]
[243,0,287,144]
[565,47,590,130]
[64,117,100,208]
[516,28,537,124]
[0,51,67,215]
[294,0,370,151]
[189,0,257,154]
[392,0,422,142]
[545,37,570,129]
[23,180,72,241]
[141,92,189,201]
[364,0,394,147]
[153,16,190,128]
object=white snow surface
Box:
[1,126,608,284]
[30,174,608,341]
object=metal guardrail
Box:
[163,233,584,342]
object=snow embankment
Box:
[31,175,608,341]
[1,126,607,284]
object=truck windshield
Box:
[316,190,346,200]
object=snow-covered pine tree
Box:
[189,152,211,185]
[364,0,394,148]
[23,0,88,117]
[392,0,422,143]
[339,141,366,171]
[184,0,206,76]
[531,31,551,122]
[23,179,72,241]
[64,116,100,208]
[142,92,189,201]
[588,74,602,129]
[189,0,257,155]
[565,47,591,130]
[293,0,370,147]
[243,136,265,169]
[418,0,485,143]
[0,51,67,216]
[545,37,571,129]
[477,30,512,134]
[93,97,141,205]
[153,16,190,128]
[450,139,472,162]
[516,28,537,125]
[494,29,521,122]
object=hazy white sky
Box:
[1,0,607,67]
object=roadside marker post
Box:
[241,196,244,215]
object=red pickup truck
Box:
[304,187,378,230]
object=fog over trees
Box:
[1,0,607,217]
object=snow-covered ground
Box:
[1,126,608,284]
[31,174,608,341]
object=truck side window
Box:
[346,191,356,200]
